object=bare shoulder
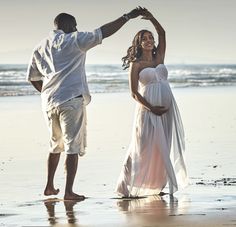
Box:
[130,61,141,71]
[153,55,164,66]
[129,61,141,79]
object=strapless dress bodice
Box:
[139,64,168,86]
[138,64,171,108]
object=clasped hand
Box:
[151,106,168,116]
[127,6,153,19]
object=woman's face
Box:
[140,32,154,51]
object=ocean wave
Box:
[0,64,236,97]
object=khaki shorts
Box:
[44,97,87,156]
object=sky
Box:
[0,0,235,65]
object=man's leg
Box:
[59,97,86,200]
[64,154,85,200]
[44,153,61,196]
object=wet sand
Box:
[0,87,236,226]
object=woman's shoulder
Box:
[130,61,141,70]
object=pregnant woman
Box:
[115,8,188,197]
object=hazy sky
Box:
[0,0,235,64]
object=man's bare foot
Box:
[64,192,85,201]
[44,187,60,196]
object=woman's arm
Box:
[142,9,166,63]
[129,62,152,111]
[30,80,42,92]
[129,62,167,116]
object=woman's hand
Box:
[140,8,154,20]
[150,106,168,116]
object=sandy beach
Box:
[0,86,236,226]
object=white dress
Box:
[115,64,188,197]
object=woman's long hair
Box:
[122,30,157,70]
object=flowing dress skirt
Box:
[115,81,188,197]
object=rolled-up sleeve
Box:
[26,52,43,82]
[77,28,103,51]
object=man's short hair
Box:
[54,13,77,33]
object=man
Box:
[27,7,146,200]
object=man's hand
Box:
[151,106,168,116]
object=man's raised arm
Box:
[100,6,145,39]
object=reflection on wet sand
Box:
[64,200,78,224]
[117,195,179,225]
[44,198,83,225]
[44,199,58,225]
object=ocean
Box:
[0,64,236,96]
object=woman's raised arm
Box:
[141,9,166,63]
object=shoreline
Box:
[0,84,236,100]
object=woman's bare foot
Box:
[64,192,85,201]
[44,187,60,196]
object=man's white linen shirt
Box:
[26,28,103,111]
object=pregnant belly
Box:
[143,83,172,108]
